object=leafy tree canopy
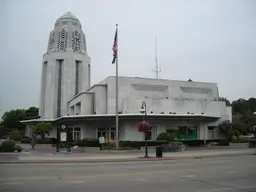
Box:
[32,122,53,137]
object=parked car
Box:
[245,133,255,138]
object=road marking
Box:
[200,188,231,192]
[224,171,237,175]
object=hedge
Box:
[21,138,58,144]
[119,140,168,149]
[0,141,23,152]
[73,138,100,147]
[72,139,168,148]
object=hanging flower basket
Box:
[137,121,151,133]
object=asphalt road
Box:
[0,155,256,192]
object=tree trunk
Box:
[31,133,36,149]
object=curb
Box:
[0,152,254,164]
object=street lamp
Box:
[140,101,149,158]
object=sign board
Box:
[60,132,67,141]
[99,137,105,144]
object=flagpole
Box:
[115,24,119,148]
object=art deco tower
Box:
[39,12,91,119]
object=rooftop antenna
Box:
[152,37,161,79]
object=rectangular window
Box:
[88,64,91,87]
[71,127,81,141]
[97,128,116,140]
[75,61,81,95]
[97,128,106,138]
[56,60,63,118]
[208,126,215,131]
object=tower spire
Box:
[152,37,161,79]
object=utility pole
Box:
[152,37,161,79]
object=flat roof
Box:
[20,113,221,124]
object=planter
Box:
[81,147,100,153]
[34,144,53,149]
[230,143,249,148]
[162,144,186,152]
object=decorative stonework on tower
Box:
[40,11,91,119]
[47,11,87,54]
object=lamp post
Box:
[140,101,149,158]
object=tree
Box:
[219,97,231,106]
[0,107,39,138]
[0,122,8,138]
[31,122,53,149]
[8,129,21,141]
[248,98,256,114]
[156,132,175,142]
[232,99,251,115]
[32,122,53,138]
[24,107,39,120]
[1,109,26,131]
[218,120,239,142]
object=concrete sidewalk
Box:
[0,148,255,164]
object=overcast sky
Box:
[0,0,255,118]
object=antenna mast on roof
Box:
[152,37,161,79]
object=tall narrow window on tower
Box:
[47,31,55,52]
[72,30,81,52]
[75,61,81,95]
[57,29,68,52]
[88,64,91,87]
[57,60,63,117]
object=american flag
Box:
[112,28,117,64]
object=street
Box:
[1,155,256,192]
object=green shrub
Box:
[36,138,52,144]
[119,140,168,149]
[14,145,23,152]
[231,135,249,143]
[170,141,184,145]
[8,129,21,141]
[119,140,140,149]
[0,140,16,152]
[217,140,230,146]
[74,138,100,147]
[156,132,175,142]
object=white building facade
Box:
[23,12,231,144]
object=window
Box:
[75,61,81,95]
[48,31,55,52]
[57,29,68,52]
[71,127,81,141]
[208,127,215,131]
[97,128,106,138]
[97,128,116,140]
[56,60,63,118]
[72,30,81,52]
